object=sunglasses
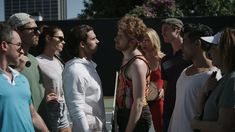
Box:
[21,27,40,34]
[52,36,65,42]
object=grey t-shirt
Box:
[36,54,64,101]
[203,71,235,121]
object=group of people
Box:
[114,16,235,132]
[0,12,234,132]
[0,13,106,132]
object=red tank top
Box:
[116,55,150,109]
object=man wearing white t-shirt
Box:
[168,23,221,132]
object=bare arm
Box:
[191,107,235,132]
[125,59,148,132]
[30,104,49,132]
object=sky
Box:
[67,0,85,19]
[0,0,85,21]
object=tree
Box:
[128,0,183,17]
[178,0,235,16]
[79,0,235,19]
[78,0,146,19]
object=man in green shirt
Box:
[7,13,45,111]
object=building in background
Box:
[4,0,67,21]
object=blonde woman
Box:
[140,28,165,132]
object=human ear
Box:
[80,41,85,48]
[0,41,8,51]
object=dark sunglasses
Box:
[21,27,40,34]
[52,36,65,42]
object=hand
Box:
[15,55,29,72]
[202,71,218,95]
[46,92,60,114]
[46,92,58,102]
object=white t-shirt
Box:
[36,54,64,101]
[168,65,220,132]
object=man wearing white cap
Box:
[192,28,235,132]
[7,13,45,112]
[168,23,220,132]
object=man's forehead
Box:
[162,24,172,30]
[87,30,95,37]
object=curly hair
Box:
[219,27,235,73]
[117,15,147,41]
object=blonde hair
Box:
[146,28,165,58]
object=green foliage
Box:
[178,0,235,16]
[78,0,146,19]
[78,0,235,19]
[128,0,183,17]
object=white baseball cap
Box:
[200,32,221,45]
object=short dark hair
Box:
[0,23,14,43]
[182,23,213,40]
[64,25,93,60]
[182,23,213,51]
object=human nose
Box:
[96,39,100,44]
[34,29,40,36]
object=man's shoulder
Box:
[27,53,39,64]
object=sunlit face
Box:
[114,30,129,51]
[48,30,65,53]
[83,30,100,55]
[18,20,40,47]
[182,33,197,60]
[161,24,180,43]
[6,31,24,65]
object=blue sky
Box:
[0,0,85,21]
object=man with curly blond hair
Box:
[115,15,152,132]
